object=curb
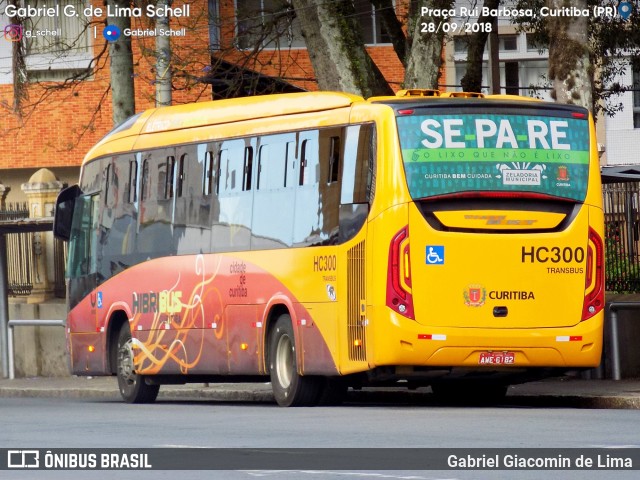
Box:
[1,386,638,409]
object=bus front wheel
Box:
[268,314,321,407]
[116,323,160,404]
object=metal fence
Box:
[0,203,66,298]
[0,203,34,296]
[603,182,640,293]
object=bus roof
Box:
[85,92,364,164]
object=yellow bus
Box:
[54,90,604,405]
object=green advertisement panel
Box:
[397,113,591,201]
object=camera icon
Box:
[4,24,23,42]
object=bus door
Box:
[338,123,375,370]
[65,193,101,320]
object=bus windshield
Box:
[396,108,590,202]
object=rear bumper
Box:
[368,307,603,369]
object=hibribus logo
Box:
[3,24,23,41]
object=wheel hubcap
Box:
[118,339,136,386]
[275,334,293,389]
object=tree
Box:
[290,0,393,97]
[402,0,455,90]
[7,0,27,115]
[106,0,135,126]
[515,0,640,115]
[459,0,500,93]
[546,0,591,109]
[291,0,452,97]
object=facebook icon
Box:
[426,246,444,265]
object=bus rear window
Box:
[396,111,590,202]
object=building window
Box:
[235,0,391,50]
[499,35,518,52]
[23,0,92,81]
[25,0,90,55]
[504,62,519,95]
[454,36,469,54]
[236,0,305,49]
[633,67,640,129]
[208,0,221,50]
[526,33,548,52]
[353,0,391,45]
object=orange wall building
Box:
[0,0,410,203]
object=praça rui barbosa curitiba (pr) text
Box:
[419,4,623,35]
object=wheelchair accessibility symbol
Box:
[426,246,444,265]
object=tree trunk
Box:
[547,0,592,111]
[404,0,454,90]
[155,0,172,107]
[292,0,392,97]
[460,0,500,93]
[107,0,135,126]
[371,0,407,66]
[9,0,27,115]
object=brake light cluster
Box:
[582,227,604,321]
[386,226,415,319]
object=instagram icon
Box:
[4,24,23,41]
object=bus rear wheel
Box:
[116,323,160,404]
[269,314,321,407]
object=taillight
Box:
[386,226,415,319]
[582,227,604,320]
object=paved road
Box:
[2,396,640,480]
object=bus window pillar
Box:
[21,168,65,303]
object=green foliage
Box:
[514,0,640,117]
[605,222,640,293]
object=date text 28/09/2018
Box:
[420,22,492,34]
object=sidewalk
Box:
[1,376,640,408]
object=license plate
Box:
[478,352,515,365]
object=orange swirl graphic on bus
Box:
[132,255,225,375]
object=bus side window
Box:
[339,124,374,243]
[104,159,121,209]
[243,146,254,191]
[165,155,176,199]
[298,136,319,186]
[218,150,228,193]
[341,123,375,205]
[220,142,245,194]
[285,141,295,188]
[203,150,215,195]
[252,135,294,248]
[298,140,307,186]
[104,163,111,206]
[215,150,222,195]
[140,157,150,201]
[126,158,138,203]
[328,136,341,184]
[67,194,100,278]
[176,153,186,198]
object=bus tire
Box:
[116,323,160,404]
[269,314,321,407]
